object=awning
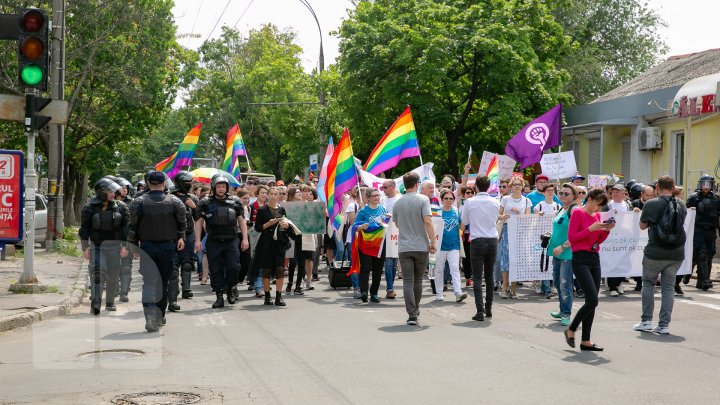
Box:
[672,72,720,116]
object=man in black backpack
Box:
[633,176,687,335]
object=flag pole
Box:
[244,154,252,173]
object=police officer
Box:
[168,170,199,310]
[194,174,249,309]
[686,174,720,290]
[112,176,136,302]
[79,178,130,314]
[128,171,187,332]
[135,180,146,195]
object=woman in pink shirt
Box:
[563,188,614,351]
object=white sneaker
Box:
[610,290,619,297]
[633,321,653,331]
[652,325,670,335]
[455,293,467,302]
[617,285,625,295]
[435,296,444,301]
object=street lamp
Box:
[298,0,327,168]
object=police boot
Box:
[168,301,180,311]
[212,291,224,309]
[181,270,193,298]
[144,306,159,333]
[226,287,236,305]
[119,266,132,302]
[91,281,103,315]
[697,258,710,289]
[157,307,166,329]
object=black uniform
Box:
[118,194,135,302]
[79,198,129,312]
[686,191,720,289]
[197,194,243,301]
[168,190,199,307]
[128,189,187,332]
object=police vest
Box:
[90,203,123,242]
[693,193,720,228]
[205,197,238,240]
[138,193,179,241]
[173,192,196,237]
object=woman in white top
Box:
[497,177,531,298]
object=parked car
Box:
[34,194,47,247]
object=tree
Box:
[552,0,668,104]
[180,25,320,180]
[0,0,183,224]
[335,0,572,177]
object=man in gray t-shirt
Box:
[634,175,687,335]
[392,172,436,326]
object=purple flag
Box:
[504,104,563,169]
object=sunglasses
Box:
[579,191,587,195]
[443,197,455,201]
[558,192,574,197]
[499,185,508,189]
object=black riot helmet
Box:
[135,180,146,192]
[115,176,135,197]
[698,174,715,192]
[211,173,230,196]
[94,178,121,201]
[625,179,638,192]
[174,170,194,194]
[629,183,644,201]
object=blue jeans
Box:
[552,258,573,317]
[384,257,398,291]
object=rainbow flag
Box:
[222,124,247,179]
[317,136,334,203]
[486,154,500,194]
[325,129,358,231]
[364,106,421,175]
[347,218,389,276]
[155,123,202,178]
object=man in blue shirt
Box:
[527,174,561,212]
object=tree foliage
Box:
[335,0,572,177]
[552,0,668,104]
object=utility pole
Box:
[298,0,326,167]
[46,0,65,248]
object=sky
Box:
[172,0,720,72]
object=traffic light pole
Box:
[47,0,66,248]
[17,89,41,286]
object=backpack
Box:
[654,196,686,248]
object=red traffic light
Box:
[20,10,45,33]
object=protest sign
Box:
[282,201,327,234]
[539,151,577,179]
[588,174,608,189]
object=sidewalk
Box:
[0,250,86,333]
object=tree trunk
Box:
[63,162,87,226]
[445,130,461,179]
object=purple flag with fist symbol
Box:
[504,104,563,169]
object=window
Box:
[588,138,601,174]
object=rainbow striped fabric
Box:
[364,106,421,175]
[486,154,500,194]
[317,136,334,203]
[155,123,202,178]
[348,219,389,276]
[324,129,358,231]
[222,124,247,179]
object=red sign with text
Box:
[0,151,24,242]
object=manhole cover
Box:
[112,392,201,404]
[77,349,145,360]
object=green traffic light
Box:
[20,64,43,85]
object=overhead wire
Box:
[188,0,204,46]
[233,0,256,28]
[206,0,233,42]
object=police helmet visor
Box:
[700,180,713,190]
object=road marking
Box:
[598,311,622,319]
[678,300,720,311]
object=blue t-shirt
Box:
[354,205,388,227]
[440,207,460,251]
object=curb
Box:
[0,256,87,333]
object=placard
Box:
[281,201,326,234]
[539,151,577,180]
[588,174,608,189]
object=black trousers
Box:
[470,238,497,314]
[570,251,601,341]
[359,251,385,296]
[206,237,240,293]
[462,239,473,280]
[139,240,176,317]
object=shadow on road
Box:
[378,324,430,333]
[101,331,162,341]
[635,332,686,343]
[561,351,612,366]
[451,321,492,328]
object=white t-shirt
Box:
[382,194,400,214]
[609,200,631,212]
[533,200,561,215]
[500,195,531,216]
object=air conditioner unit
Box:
[639,127,661,150]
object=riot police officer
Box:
[168,170,199,310]
[686,174,720,290]
[79,178,130,314]
[194,174,250,309]
[129,171,187,332]
[107,176,136,302]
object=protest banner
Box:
[588,174,608,189]
[507,210,696,281]
[282,201,327,234]
[540,151,577,180]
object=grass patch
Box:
[62,227,79,242]
[13,249,24,258]
[54,239,81,257]
[46,285,60,293]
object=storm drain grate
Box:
[77,349,145,360]
[112,392,201,405]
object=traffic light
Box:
[25,95,51,131]
[17,8,49,91]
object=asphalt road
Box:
[1,273,719,404]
